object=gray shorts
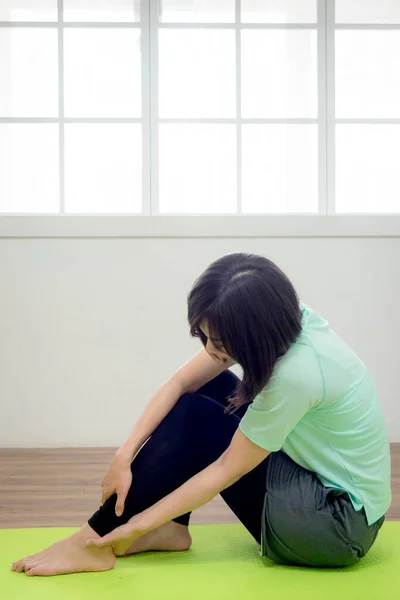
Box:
[261,451,385,567]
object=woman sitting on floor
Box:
[12,253,391,576]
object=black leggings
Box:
[89,371,267,543]
[89,370,384,567]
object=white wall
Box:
[1,237,399,447]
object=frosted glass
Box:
[336,0,400,24]
[159,30,236,118]
[336,31,400,118]
[64,0,139,22]
[159,125,236,214]
[242,125,318,213]
[64,29,141,118]
[160,0,234,22]
[0,29,58,117]
[336,125,400,214]
[0,124,59,213]
[242,0,316,23]
[65,124,142,213]
[241,30,317,118]
[0,0,57,21]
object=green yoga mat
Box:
[2,523,399,600]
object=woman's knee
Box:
[197,370,240,402]
[155,392,212,432]
[171,392,213,420]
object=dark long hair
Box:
[188,253,302,410]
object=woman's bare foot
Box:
[11,521,191,574]
[122,521,192,556]
[11,524,115,577]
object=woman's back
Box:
[240,303,391,525]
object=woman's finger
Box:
[101,486,113,504]
[115,478,131,517]
[86,525,131,548]
[115,493,125,517]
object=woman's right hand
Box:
[101,453,133,517]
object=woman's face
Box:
[200,322,231,364]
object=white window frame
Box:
[0,0,400,238]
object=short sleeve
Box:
[239,345,323,452]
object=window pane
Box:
[336,0,400,24]
[0,124,59,213]
[159,125,236,214]
[160,0,234,23]
[64,29,141,118]
[336,31,400,119]
[242,0,316,23]
[65,124,141,214]
[336,125,400,214]
[242,125,318,213]
[159,30,235,118]
[0,29,58,117]
[0,0,57,21]
[64,0,140,22]
[241,30,317,118]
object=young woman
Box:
[12,253,391,576]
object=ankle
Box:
[122,521,192,556]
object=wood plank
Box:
[0,445,398,529]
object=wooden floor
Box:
[1,445,399,529]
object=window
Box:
[0,0,142,215]
[0,0,399,219]
[335,0,400,214]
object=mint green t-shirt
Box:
[239,303,391,526]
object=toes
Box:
[13,560,28,573]
[26,566,45,577]
[14,564,25,573]
[26,563,55,577]
[12,553,36,572]
[23,558,41,572]
[25,560,46,576]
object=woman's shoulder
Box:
[268,338,324,407]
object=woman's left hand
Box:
[86,521,142,556]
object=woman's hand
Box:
[86,519,142,556]
[101,453,133,517]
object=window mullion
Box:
[141,0,151,215]
[236,0,242,214]
[316,0,327,215]
[326,0,336,214]
[148,0,160,215]
[58,0,65,214]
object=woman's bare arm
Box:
[117,350,234,463]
